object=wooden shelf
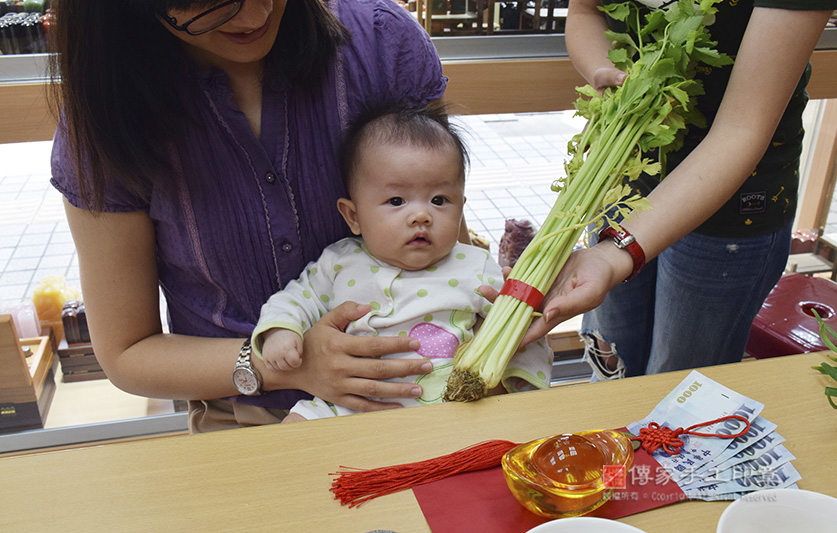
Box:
[0,315,56,433]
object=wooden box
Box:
[0,314,56,433]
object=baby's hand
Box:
[261,329,304,371]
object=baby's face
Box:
[339,143,465,271]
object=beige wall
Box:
[2,50,837,143]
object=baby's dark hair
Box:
[339,102,470,195]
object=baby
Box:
[251,103,553,422]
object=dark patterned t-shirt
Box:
[602,0,837,237]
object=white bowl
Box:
[527,517,647,533]
[717,488,837,533]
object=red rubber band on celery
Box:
[498,279,544,310]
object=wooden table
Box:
[1,352,835,531]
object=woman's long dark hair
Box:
[49,0,348,211]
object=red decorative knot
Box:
[499,279,544,309]
[630,415,752,455]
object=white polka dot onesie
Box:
[252,237,552,420]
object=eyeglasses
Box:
[162,0,244,36]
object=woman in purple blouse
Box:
[49,0,448,431]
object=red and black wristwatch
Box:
[598,226,646,282]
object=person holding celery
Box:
[511,1,836,378]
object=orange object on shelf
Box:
[31,276,81,341]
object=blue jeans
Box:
[580,221,792,377]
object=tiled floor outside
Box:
[0,140,77,304]
[459,111,586,249]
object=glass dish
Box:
[502,429,634,518]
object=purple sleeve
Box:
[372,1,447,104]
[338,0,447,112]
[50,120,149,213]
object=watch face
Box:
[233,367,259,395]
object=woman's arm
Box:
[624,8,832,261]
[65,199,430,408]
[65,199,254,399]
[523,7,833,341]
[566,0,627,92]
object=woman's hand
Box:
[523,242,630,345]
[263,302,432,412]
[590,66,626,95]
[478,242,632,348]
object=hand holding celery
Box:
[443,0,733,402]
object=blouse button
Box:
[282,242,293,253]
[265,172,276,183]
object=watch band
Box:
[233,339,262,396]
[598,226,646,282]
[236,339,254,367]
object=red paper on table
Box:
[412,432,686,533]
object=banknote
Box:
[684,417,785,484]
[687,483,800,502]
[680,444,795,490]
[687,416,777,478]
[690,431,787,484]
[683,461,801,499]
[627,370,765,482]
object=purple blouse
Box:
[50,0,447,408]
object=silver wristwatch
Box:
[232,339,262,396]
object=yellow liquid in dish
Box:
[501,429,633,518]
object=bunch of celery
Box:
[444,0,733,401]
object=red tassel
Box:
[330,439,519,507]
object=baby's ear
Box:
[336,198,362,235]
